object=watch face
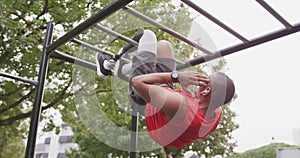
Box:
[171,71,179,81]
[171,71,179,82]
[172,72,178,78]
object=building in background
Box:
[34,123,78,158]
[276,129,300,158]
[293,129,300,147]
[276,148,300,158]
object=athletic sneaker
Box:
[96,28,144,79]
[95,53,114,78]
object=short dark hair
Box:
[210,72,235,108]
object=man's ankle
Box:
[103,60,116,71]
[121,62,132,75]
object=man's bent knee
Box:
[157,40,174,59]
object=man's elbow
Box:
[131,76,142,89]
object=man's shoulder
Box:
[164,87,192,95]
[163,87,180,91]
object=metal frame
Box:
[46,0,134,54]
[177,0,300,70]
[25,22,54,158]
[177,22,300,69]
[0,71,38,85]
[0,0,299,158]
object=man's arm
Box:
[131,72,209,120]
[131,73,183,120]
[131,73,172,102]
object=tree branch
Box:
[0,85,28,100]
[42,80,72,110]
[10,12,27,23]
[36,0,49,19]
[0,81,71,126]
[84,88,126,97]
[0,87,36,115]
[0,77,115,126]
[0,111,31,126]
[85,1,92,10]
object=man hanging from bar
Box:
[95,29,235,149]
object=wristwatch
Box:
[171,71,179,83]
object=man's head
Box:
[197,72,235,109]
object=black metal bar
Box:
[181,0,249,43]
[123,6,214,55]
[51,50,97,71]
[51,51,135,83]
[0,71,38,86]
[46,0,134,54]
[71,38,114,57]
[94,24,138,46]
[130,105,138,158]
[256,0,292,29]
[68,38,132,68]
[25,22,54,158]
[177,23,300,70]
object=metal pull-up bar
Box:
[177,22,300,70]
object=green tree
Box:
[0,0,110,156]
[0,0,238,157]
[0,125,26,157]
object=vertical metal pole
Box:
[25,22,54,158]
[130,104,139,158]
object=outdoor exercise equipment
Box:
[0,0,300,157]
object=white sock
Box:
[121,62,132,75]
[113,60,132,77]
[103,60,115,70]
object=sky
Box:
[185,0,300,152]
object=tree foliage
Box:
[0,0,238,157]
[0,0,109,155]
